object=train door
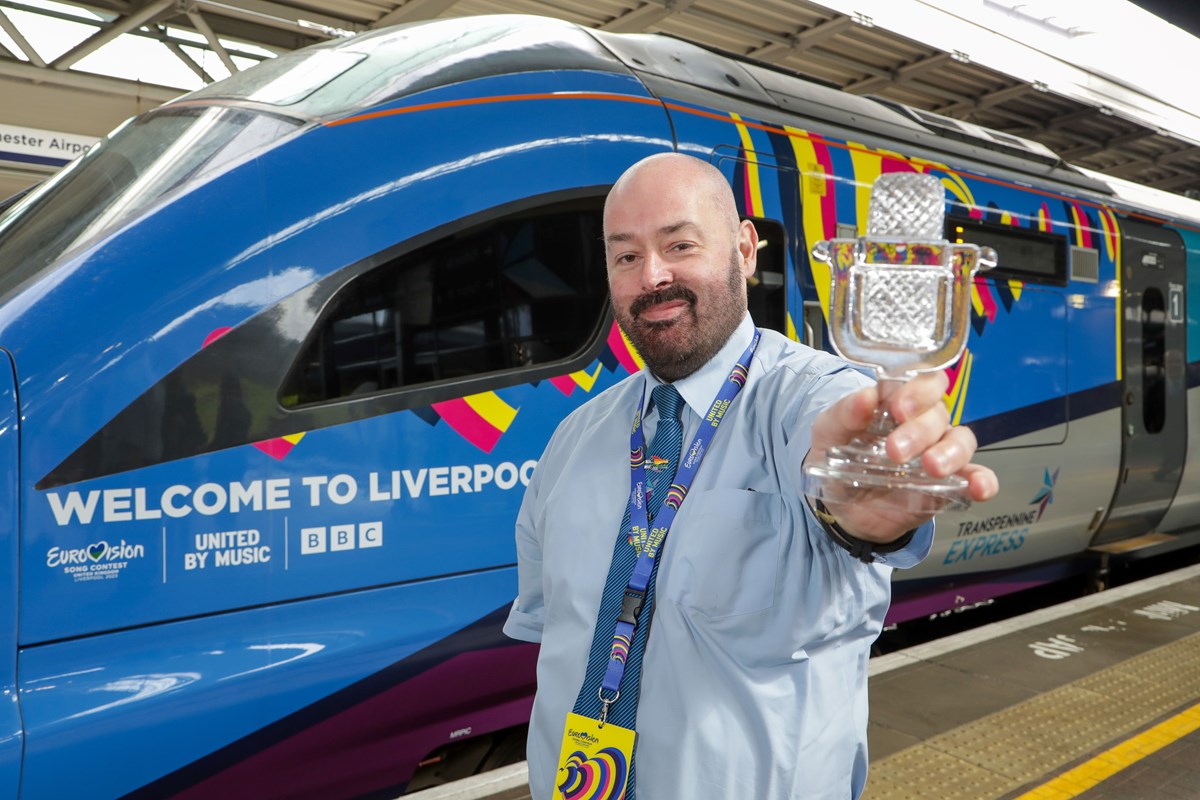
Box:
[0,351,19,798]
[706,150,802,341]
[1091,218,1187,546]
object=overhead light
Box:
[298,19,354,37]
[985,1,1095,37]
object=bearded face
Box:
[603,155,757,383]
[611,250,748,382]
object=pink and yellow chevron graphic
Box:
[253,433,307,460]
[431,391,519,454]
[1097,207,1120,264]
[1066,202,1094,248]
[1036,202,1054,233]
[557,748,629,800]
[731,112,766,217]
[549,362,605,396]
[971,275,999,324]
[944,349,974,426]
[607,322,644,374]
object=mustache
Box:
[629,285,697,319]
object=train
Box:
[1,12,1198,799]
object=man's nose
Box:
[642,252,673,292]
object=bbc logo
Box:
[300,522,383,554]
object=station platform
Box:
[405,563,1200,800]
[865,562,1200,800]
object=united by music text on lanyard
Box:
[555,330,760,796]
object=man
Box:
[504,153,998,799]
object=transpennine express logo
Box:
[557,747,628,800]
[1030,467,1059,521]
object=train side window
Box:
[282,198,608,406]
[947,216,1067,285]
[746,217,788,335]
[1142,287,1167,434]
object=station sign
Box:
[0,123,97,169]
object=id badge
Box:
[554,712,636,799]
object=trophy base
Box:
[803,434,972,515]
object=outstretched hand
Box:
[804,372,999,543]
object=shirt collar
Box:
[646,313,755,418]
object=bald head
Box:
[604,153,741,247]
[609,153,739,241]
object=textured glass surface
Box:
[866,172,945,238]
[857,267,944,347]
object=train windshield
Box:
[0,105,302,297]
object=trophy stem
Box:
[866,377,902,437]
[803,376,973,515]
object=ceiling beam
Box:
[1056,142,1107,161]
[746,14,853,60]
[372,0,461,29]
[186,8,238,73]
[844,51,951,95]
[1057,127,1159,161]
[936,81,1033,116]
[1100,157,1154,178]
[1042,106,1104,133]
[601,0,700,34]
[194,0,355,39]
[802,48,892,83]
[1100,144,1200,177]
[1148,171,1200,191]
[1103,128,1160,149]
[51,0,178,70]
[682,6,793,48]
[159,26,213,82]
[0,0,270,60]
[0,57,180,102]
[0,7,47,67]
[1155,145,1200,166]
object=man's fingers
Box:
[811,385,878,453]
[887,399,951,464]
[962,463,1000,502]
[888,372,950,423]
[919,423,977,477]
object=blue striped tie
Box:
[571,384,684,796]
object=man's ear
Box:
[738,219,759,278]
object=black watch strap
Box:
[811,498,917,564]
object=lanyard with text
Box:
[597,329,760,724]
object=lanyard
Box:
[598,329,760,723]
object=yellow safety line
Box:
[1013,702,1200,799]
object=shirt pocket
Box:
[663,488,783,619]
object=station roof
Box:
[2,0,1200,198]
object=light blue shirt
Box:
[504,314,933,800]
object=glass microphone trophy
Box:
[802,172,996,514]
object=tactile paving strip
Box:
[862,632,1200,800]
